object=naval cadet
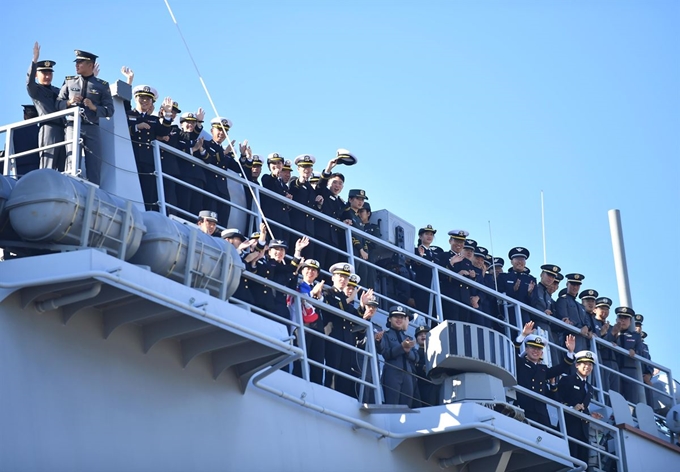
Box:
[357,202,380,290]
[380,305,419,407]
[125,85,174,211]
[155,100,186,213]
[411,224,445,320]
[289,258,326,385]
[288,154,318,258]
[514,321,576,428]
[341,188,369,261]
[27,42,65,171]
[322,262,358,397]
[579,289,598,337]
[173,111,206,217]
[605,307,645,404]
[315,160,346,274]
[198,117,234,224]
[530,264,562,334]
[438,229,477,323]
[498,247,536,328]
[557,350,604,465]
[589,297,619,399]
[197,210,219,237]
[260,152,292,243]
[221,228,255,306]
[556,274,592,354]
[56,50,114,185]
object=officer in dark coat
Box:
[341,188,369,263]
[557,350,604,465]
[514,321,576,428]
[411,225,444,320]
[556,273,591,354]
[605,307,645,404]
[438,230,477,323]
[589,297,619,398]
[12,105,40,177]
[315,168,346,274]
[380,305,418,407]
[357,202,380,290]
[221,228,254,306]
[260,152,292,242]
[56,50,114,185]
[498,247,536,328]
[288,154,318,258]
[322,262,357,396]
[172,111,206,217]
[125,85,173,210]
[27,42,65,171]
[530,264,562,331]
[153,101,186,213]
[196,117,245,226]
[412,325,439,407]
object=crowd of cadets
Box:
[22,46,656,413]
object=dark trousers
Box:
[65,123,101,185]
[293,319,325,386]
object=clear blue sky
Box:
[1,1,678,376]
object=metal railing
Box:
[0,108,82,178]
[2,112,677,465]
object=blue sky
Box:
[1,1,678,376]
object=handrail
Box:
[146,138,677,410]
[1,108,82,178]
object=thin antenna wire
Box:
[488,220,498,292]
[541,190,547,264]
[163,0,276,238]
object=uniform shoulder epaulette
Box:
[95,78,108,85]
[65,76,76,80]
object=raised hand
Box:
[120,66,134,85]
[239,140,249,155]
[295,236,310,252]
[360,288,374,306]
[93,62,100,77]
[33,41,40,62]
[565,334,576,353]
[522,321,535,337]
[161,97,174,114]
[196,107,205,122]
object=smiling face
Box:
[540,271,556,286]
[525,345,543,363]
[511,257,526,272]
[211,126,227,144]
[269,160,283,176]
[582,298,595,313]
[576,361,594,378]
[449,238,464,253]
[594,305,609,321]
[567,282,580,297]
[389,313,408,331]
[328,176,344,196]
[135,94,154,113]
[301,266,318,284]
[269,246,286,262]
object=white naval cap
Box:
[133,85,158,101]
[294,154,316,167]
[210,117,232,129]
